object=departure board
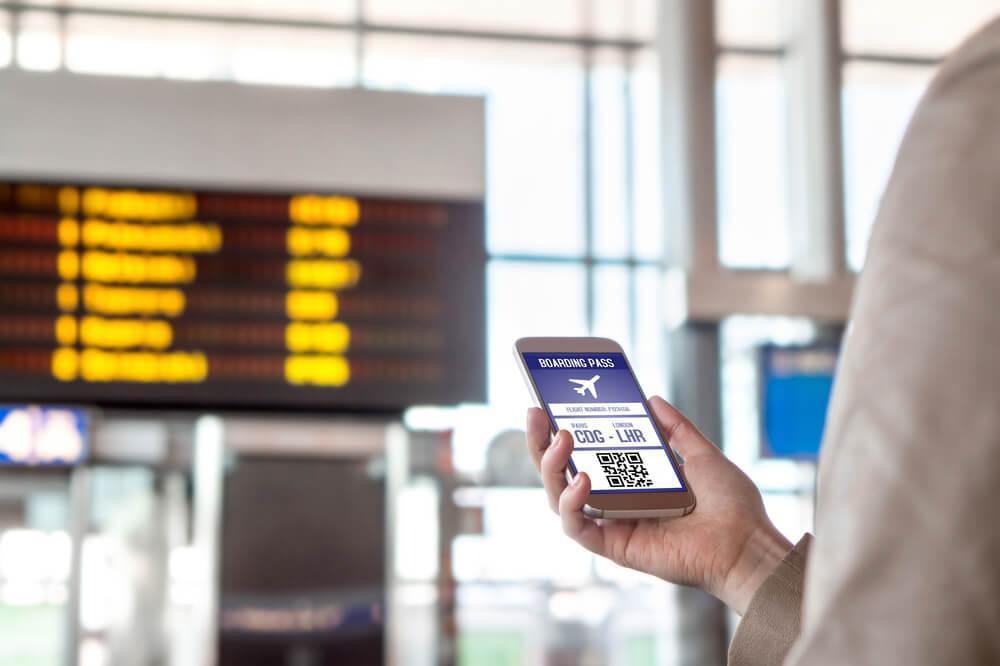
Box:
[0,181,485,411]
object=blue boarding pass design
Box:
[523,352,685,494]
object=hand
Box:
[526,396,793,615]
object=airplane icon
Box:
[569,375,600,399]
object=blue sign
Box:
[760,345,837,460]
[0,405,89,466]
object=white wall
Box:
[0,70,484,198]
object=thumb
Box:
[647,396,718,461]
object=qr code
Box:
[597,451,653,488]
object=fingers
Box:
[525,408,575,515]
[539,430,572,512]
[525,407,552,472]
[647,395,718,461]
[558,473,605,554]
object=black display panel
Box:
[219,458,384,665]
[0,181,485,411]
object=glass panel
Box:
[634,266,667,398]
[16,11,62,72]
[454,490,677,663]
[630,49,663,260]
[366,0,581,37]
[591,50,628,260]
[590,0,657,41]
[364,36,585,257]
[762,490,816,543]
[843,0,997,57]
[0,12,11,69]
[0,529,70,665]
[395,480,440,581]
[63,0,355,21]
[64,16,355,86]
[0,479,70,666]
[367,0,655,40]
[592,264,630,347]
[716,56,790,269]
[843,63,932,270]
[717,0,784,47]
[81,465,197,665]
[486,260,587,406]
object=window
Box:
[360,32,665,445]
[486,260,588,406]
[362,35,587,258]
[716,0,784,48]
[64,16,356,84]
[842,63,932,270]
[591,49,630,260]
[64,0,356,21]
[840,2,993,268]
[633,266,667,397]
[15,11,61,71]
[4,5,664,433]
[716,56,791,269]
[366,0,655,40]
[842,0,997,58]
[714,0,790,270]
[3,5,677,661]
[592,264,631,347]
[630,49,665,261]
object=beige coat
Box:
[729,17,1000,665]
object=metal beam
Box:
[843,52,943,67]
[685,270,856,323]
[0,0,649,51]
[717,45,786,58]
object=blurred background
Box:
[0,1,995,665]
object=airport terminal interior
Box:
[0,1,994,664]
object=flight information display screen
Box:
[0,181,485,411]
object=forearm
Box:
[720,524,795,616]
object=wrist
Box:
[718,524,794,615]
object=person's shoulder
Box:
[927,16,1000,97]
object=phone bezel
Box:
[514,336,696,519]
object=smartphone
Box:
[514,337,696,519]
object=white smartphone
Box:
[514,336,696,519]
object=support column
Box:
[668,323,728,665]
[191,415,224,666]
[63,466,91,666]
[383,423,409,666]
[658,1,729,663]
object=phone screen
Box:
[522,352,686,494]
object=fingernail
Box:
[572,473,583,487]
